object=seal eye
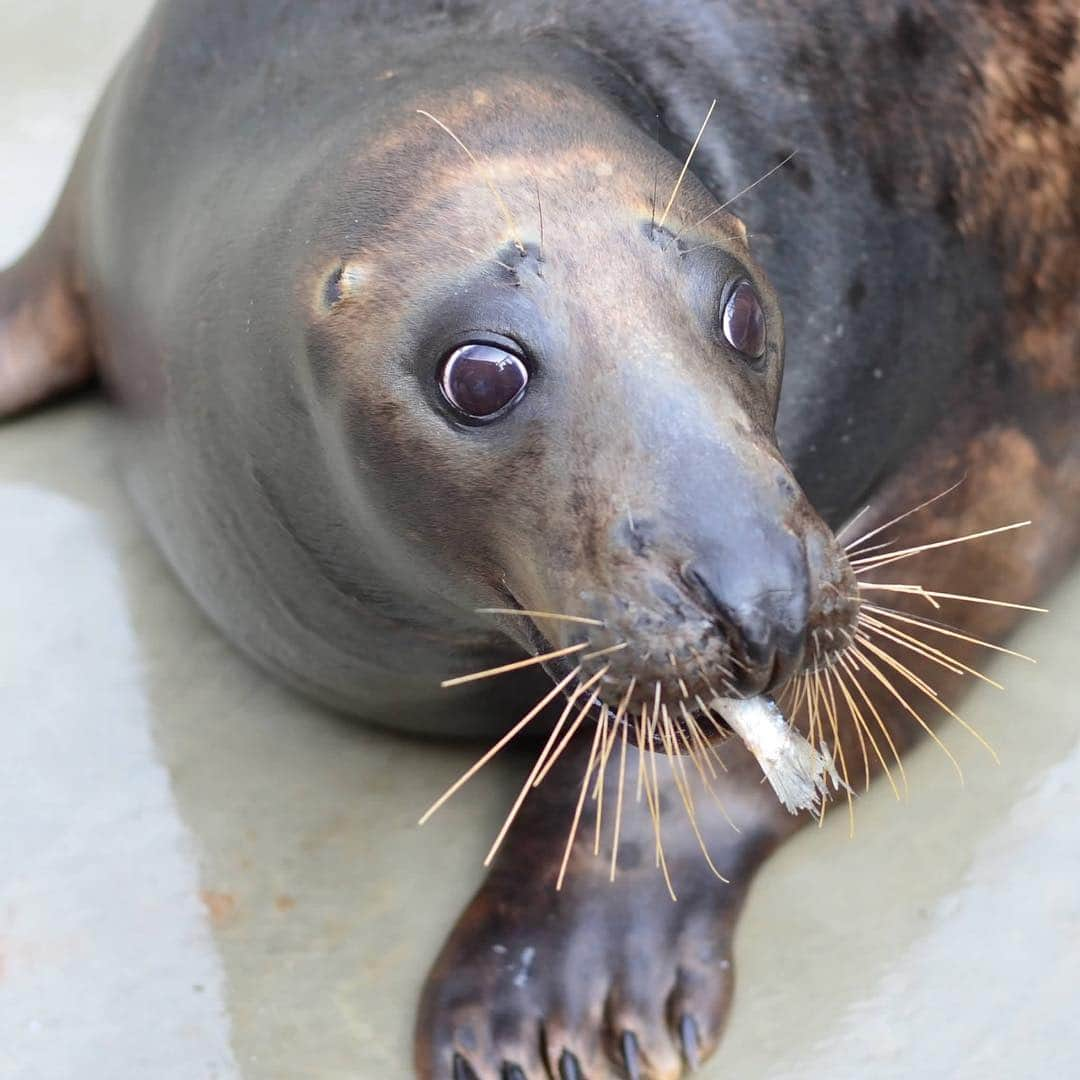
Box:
[439,342,529,421]
[721,279,766,360]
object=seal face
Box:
[300,95,859,733]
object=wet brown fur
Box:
[753,0,1079,393]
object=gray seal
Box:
[2,2,1076,1076]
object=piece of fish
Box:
[710,694,846,814]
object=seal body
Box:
[2,2,1077,1077]
[21,0,1070,728]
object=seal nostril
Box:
[681,560,808,692]
[681,563,755,663]
[727,606,772,663]
[681,563,720,612]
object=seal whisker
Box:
[678,704,740,831]
[677,720,709,786]
[534,177,545,265]
[659,709,696,817]
[594,694,633,859]
[646,711,678,900]
[593,702,614,793]
[593,680,637,857]
[592,705,612,854]
[475,607,607,626]
[857,585,1048,613]
[483,665,607,865]
[668,652,691,699]
[697,698,732,754]
[855,631,939,698]
[856,634,999,763]
[635,704,648,804]
[859,613,1004,689]
[415,109,527,255]
[661,706,730,881]
[843,478,966,553]
[609,705,630,882]
[809,670,830,827]
[637,704,676,899]
[679,702,717,779]
[820,667,856,838]
[652,681,663,745]
[581,641,629,661]
[789,675,809,724]
[656,99,717,232]
[678,150,798,237]
[686,645,723,699]
[837,652,908,796]
[686,702,732,776]
[419,664,584,825]
[681,723,732,822]
[846,539,897,558]
[441,641,590,687]
[594,678,637,798]
[451,242,517,274]
[849,644,964,782]
[831,661,894,797]
[874,582,939,611]
[648,110,661,235]
[834,504,872,544]
[727,652,750,674]
[804,669,822,755]
[678,231,762,256]
[775,676,796,716]
[644,698,663,858]
[861,603,1037,664]
[555,712,606,891]
[532,668,611,788]
[852,520,1032,572]
[694,694,732,755]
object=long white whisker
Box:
[844,477,966,553]
[852,521,1031,571]
[656,99,717,231]
[419,664,584,825]
[680,150,798,235]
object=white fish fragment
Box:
[711,694,846,814]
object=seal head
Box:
[303,76,857,725]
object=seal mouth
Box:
[490,590,739,753]
[480,534,862,761]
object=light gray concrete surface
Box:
[2,3,1078,1078]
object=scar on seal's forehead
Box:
[318,260,370,311]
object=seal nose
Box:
[683,550,809,694]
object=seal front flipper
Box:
[416,739,797,1079]
[0,200,93,417]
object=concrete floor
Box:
[2,4,1078,1078]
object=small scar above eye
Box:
[321,260,369,310]
[323,265,344,307]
